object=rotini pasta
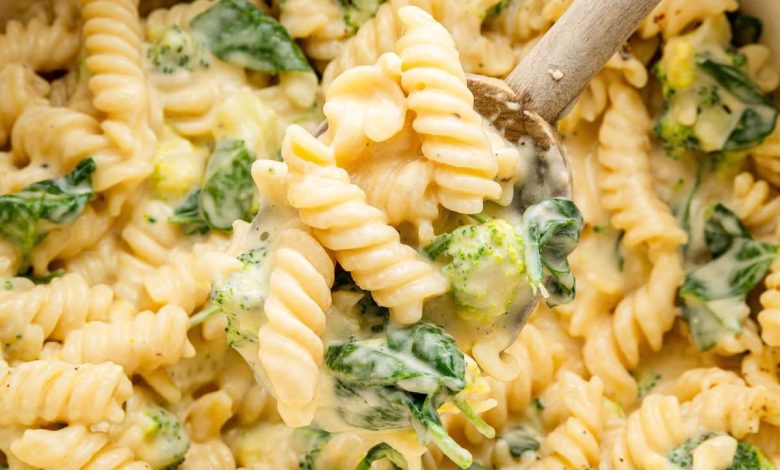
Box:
[397,6,502,214]
[257,227,334,426]
[281,124,448,324]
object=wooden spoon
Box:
[469,0,661,211]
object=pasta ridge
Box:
[282,124,448,324]
[397,6,501,215]
[258,227,335,426]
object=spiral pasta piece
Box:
[0,15,80,72]
[31,206,115,276]
[257,227,334,426]
[760,253,780,346]
[597,80,687,251]
[81,0,148,153]
[53,305,195,374]
[350,154,439,243]
[282,124,448,324]
[121,199,183,267]
[0,64,49,147]
[0,272,113,342]
[397,6,501,214]
[322,0,431,89]
[181,440,236,470]
[530,372,605,470]
[490,0,571,44]
[11,105,110,175]
[729,172,780,238]
[752,124,780,188]
[280,0,348,62]
[607,394,692,469]
[10,425,149,470]
[0,360,132,426]
[638,0,738,38]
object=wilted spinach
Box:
[0,158,96,271]
[337,0,386,34]
[169,139,258,233]
[191,0,311,73]
[325,323,485,468]
[354,443,407,470]
[696,56,778,151]
[679,204,777,350]
[521,198,584,306]
[499,428,540,458]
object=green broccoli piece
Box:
[728,442,776,470]
[428,219,525,320]
[654,15,777,159]
[147,25,209,74]
[338,0,386,34]
[138,405,190,470]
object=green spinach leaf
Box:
[354,443,407,470]
[0,158,96,271]
[728,12,763,47]
[679,204,777,350]
[337,0,386,34]
[521,198,583,306]
[696,56,778,151]
[191,0,311,73]
[293,427,331,470]
[499,428,539,458]
[168,189,210,235]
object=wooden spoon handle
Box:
[505,0,661,123]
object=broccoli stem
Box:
[188,304,220,328]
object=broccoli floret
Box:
[654,15,777,158]
[338,0,386,34]
[147,25,209,74]
[728,442,776,470]
[135,404,190,470]
[429,219,525,320]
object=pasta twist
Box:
[53,305,195,374]
[81,0,148,153]
[597,80,687,252]
[0,16,80,72]
[181,440,236,470]
[0,360,132,426]
[0,272,113,342]
[396,6,501,214]
[672,367,745,403]
[11,105,110,177]
[0,64,49,147]
[606,394,692,469]
[185,390,234,442]
[121,199,183,266]
[257,227,334,427]
[741,44,780,95]
[530,372,605,470]
[638,0,738,38]
[64,235,121,286]
[282,124,448,324]
[144,237,230,313]
[350,153,439,244]
[280,0,348,62]
[686,383,780,438]
[760,252,780,346]
[10,425,149,470]
[752,124,780,188]
[31,205,114,276]
[490,0,571,44]
[729,172,780,238]
[321,0,431,89]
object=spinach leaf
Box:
[499,428,539,458]
[679,204,777,350]
[354,443,407,470]
[0,158,96,271]
[325,323,476,469]
[201,139,258,230]
[486,0,512,18]
[191,0,311,73]
[728,12,763,47]
[520,198,583,306]
[170,139,258,234]
[326,323,466,395]
[696,56,778,151]
[293,427,331,470]
[168,189,210,235]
